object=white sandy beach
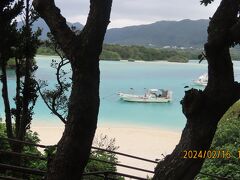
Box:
[31,123,181,178]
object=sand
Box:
[31,123,181,178]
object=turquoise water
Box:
[1,56,240,131]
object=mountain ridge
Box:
[105,19,209,48]
[18,19,209,48]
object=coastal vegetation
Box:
[32,0,113,178]
[37,45,56,56]
[0,2,45,180]
[37,43,240,62]
[37,43,199,62]
[198,101,240,179]
[0,124,121,180]
[0,123,46,179]
[1,0,240,179]
[6,58,36,69]
[38,43,198,62]
[101,44,192,62]
[154,0,240,179]
[0,0,41,162]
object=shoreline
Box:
[31,123,181,177]
[35,55,192,64]
[34,55,209,67]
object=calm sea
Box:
[1,56,240,131]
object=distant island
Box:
[15,18,240,63]
[25,18,209,48]
[37,43,202,63]
[37,43,240,62]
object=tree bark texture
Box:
[15,58,21,139]
[18,0,32,142]
[154,1,240,179]
[1,61,13,139]
[33,0,112,179]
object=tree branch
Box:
[37,83,67,124]
[33,0,113,178]
[81,0,112,49]
[154,0,240,179]
[206,0,238,49]
[205,0,238,90]
[32,0,76,60]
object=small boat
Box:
[118,89,172,103]
[193,73,208,86]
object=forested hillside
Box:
[105,19,209,48]
[37,43,240,62]
[20,18,209,48]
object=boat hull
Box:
[118,93,171,103]
[193,73,208,86]
[193,80,207,86]
[121,96,171,103]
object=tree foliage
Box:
[38,33,70,124]
[198,101,240,179]
[0,123,47,179]
[0,0,23,64]
[1,123,122,179]
[84,134,123,180]
[32,0,113,178]
[101,44,191,62]
[154,0,240,179]
[200,0,215,6]
[0,1,41,171]
[38,43,240,62]
[0,0,24,140]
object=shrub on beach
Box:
[197,101,240,179]
[0,126,123,179]
[84,134,124,180]
[0,123,46,179]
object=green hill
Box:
[105,19,209,48]
[23,19,209,48]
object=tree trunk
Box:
[154,1,240,179]
[19,0,31,141]
[33,0,112,179]
[1,61,13,139]
[15,58,21,139]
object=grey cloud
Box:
[55,0,220,27]
[56,0,89,16]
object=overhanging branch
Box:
[32,0,76,60]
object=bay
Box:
[1,56,239,131]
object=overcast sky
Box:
[55,0,220,28]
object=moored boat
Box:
[193,73,208,86]
[118,89,172,103]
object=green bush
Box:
[197,101,240,179]
[0,123,46,179]
[101,49,121,60]
[37,46,57,56]
[0,124,123,179]
[36,43,202,62]
[84,134,124,180]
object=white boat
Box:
[193,73,208,86]
[118,89,172,103]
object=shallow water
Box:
[1,56,240,131]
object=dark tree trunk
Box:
[1,61,13,139]
[154,1,240,179]
[12,58,24,168]
[33,0,112,179]
[12,0,36,160]
[15,58,21,139]
[18,0,31,141]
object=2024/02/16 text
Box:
[182,150,240,159]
